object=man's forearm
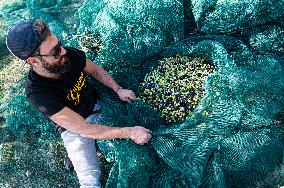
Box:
[50,107,129,139]
[50,107,152,144]
[92,65,121,92]
[81,124,130,140]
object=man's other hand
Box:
[116,88,136,102]
[127,126,152,145]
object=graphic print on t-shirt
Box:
[67,72,86,105]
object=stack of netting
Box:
[0,0,284,187]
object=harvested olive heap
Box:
[139,55,215,123]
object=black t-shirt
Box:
[25,47,99,131]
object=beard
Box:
[41,55,71,75]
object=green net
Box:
[0,0,284,187]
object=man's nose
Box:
[60,46,67,56]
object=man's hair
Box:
[32,19,50,42]
[31,19,51,57]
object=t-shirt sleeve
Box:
[65,47,87,71]
[27,92,65,118]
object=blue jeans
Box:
[61,101,102,188]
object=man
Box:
[6,19,152,188]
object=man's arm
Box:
[50,107,152,144]
[83,59,136,102]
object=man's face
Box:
[37,34,70,75]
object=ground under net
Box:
[0,0,284,187]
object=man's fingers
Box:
[118,89,136,101]
[125,97,131,102]
[143,128,152,133]
[130,92,136,99]
[141,133,152,144]
[136,134,152,145]
[146,133,152,141]
[128,92,136,100]
[129,95,135,100]
[129,126,153,145]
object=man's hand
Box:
[116,88,136,102]
[127,126,152,145]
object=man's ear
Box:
[26,57,38,65]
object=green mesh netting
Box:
[1,0,284,187]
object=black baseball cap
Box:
[6,20,50,68]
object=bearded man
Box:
[6,19,152,188]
